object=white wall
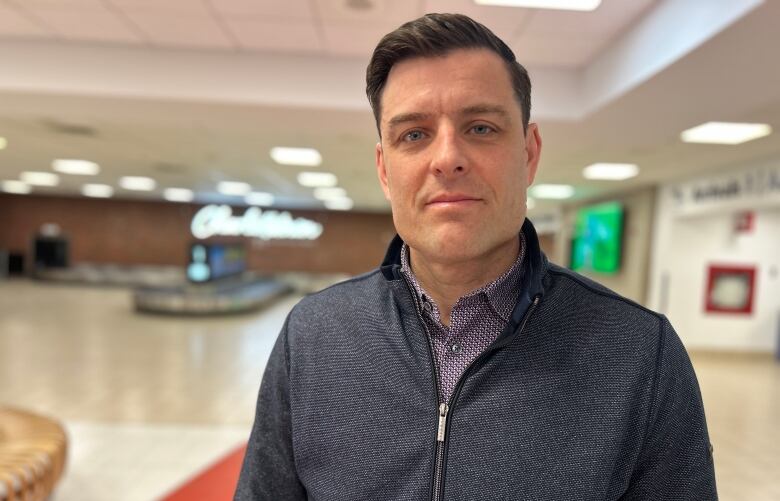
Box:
[647,168,780,352]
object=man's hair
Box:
[366,13,532,135]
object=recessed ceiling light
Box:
[119,176,156,191]
[217,181,252,196]
[313,187,347,200]
[163,188,194,203]
[680,122,772,145]
[1,180,31,194]
[473,0,601,11]
[21,171,59,186]
[583,163,639,181]
[271,147,323,167]
[297,172,338,188]
[0,137,7,150]
[82,183,114,198]
[246,191,275,206]
[52,159,100,175]
[530,184,575,199]
[324,197,354,211]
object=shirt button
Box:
[450,343,462,354]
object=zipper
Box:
[402,268,541,501]
[434,294,541,501]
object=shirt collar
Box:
[399,233,526,323]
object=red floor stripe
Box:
[160,444,247,501]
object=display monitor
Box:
[570,201,624,275]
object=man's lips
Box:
[425,194,482,206]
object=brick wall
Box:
[0,194,397,275]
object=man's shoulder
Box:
[287,268,390,327]
[542,262,664,333]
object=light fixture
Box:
[21,171,59,186]
[270,147,323,167]
[52,159,100,175]
[297,171,338,188]
[313,187,347,200]
[473,0,601,11]
[324,197,354,211]
[680,122,772,145]
[164,188,194,203]
[1,180,31,194]
[217,181,252,196]
[119,176,156,191]
[0,137,7,150]
[245,191,275,206]
[82,183,114,198]
[583,163,639,181]
[530,184,575,199]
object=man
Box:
[235,13,716,501]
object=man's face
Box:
[376,48,541,264]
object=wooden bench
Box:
[0,407,67,501]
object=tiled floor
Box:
[1,279,778,500]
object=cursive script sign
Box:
[191,204,324,240]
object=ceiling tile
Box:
[224,17,322,53]
[108,0,212,17]
[521,0,656,37]
[314,0,421,25]
[124,12,235,49]
[209,0,315,19]
[423,0,532,43]
[511,32,601,68]
[23,4,144,44]
[0,4,51,38]
[321,22,391,58]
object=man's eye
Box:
[471,124,494,135]
[403,130,426,142]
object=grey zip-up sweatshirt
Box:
[235,220,717,500]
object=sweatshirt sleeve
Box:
[621,316,718,501]
[234,319,307,501]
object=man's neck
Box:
[409,237,520,326]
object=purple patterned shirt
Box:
[400,236,526,403]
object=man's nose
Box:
[429,126,468,177]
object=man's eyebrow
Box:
[459,104,509,117]
[385,112,432,130]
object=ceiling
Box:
[0,0,778,214]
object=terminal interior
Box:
[1,1,779,500]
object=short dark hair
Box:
[366,13,532,135]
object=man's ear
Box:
[376,142,391,201]
[525,123,542,186]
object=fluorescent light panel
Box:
[313,187,347,200]
[21,171,59,186]
[583,163,639,181]
[474,0,601,11]
[530,184,575,199]
[324,198,354,211]
[246,191,275,206]
[1,180,31,194]
[82,183,113,198]
[680,122,772,145]
[217,181,252,196]
[164,188,194,202]
[52,159,100,175]
[119,176,156,191]
[271,147,322,167]
[297,172,338,188]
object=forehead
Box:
[380,48,520,121]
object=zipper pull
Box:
[437,403,449,442]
